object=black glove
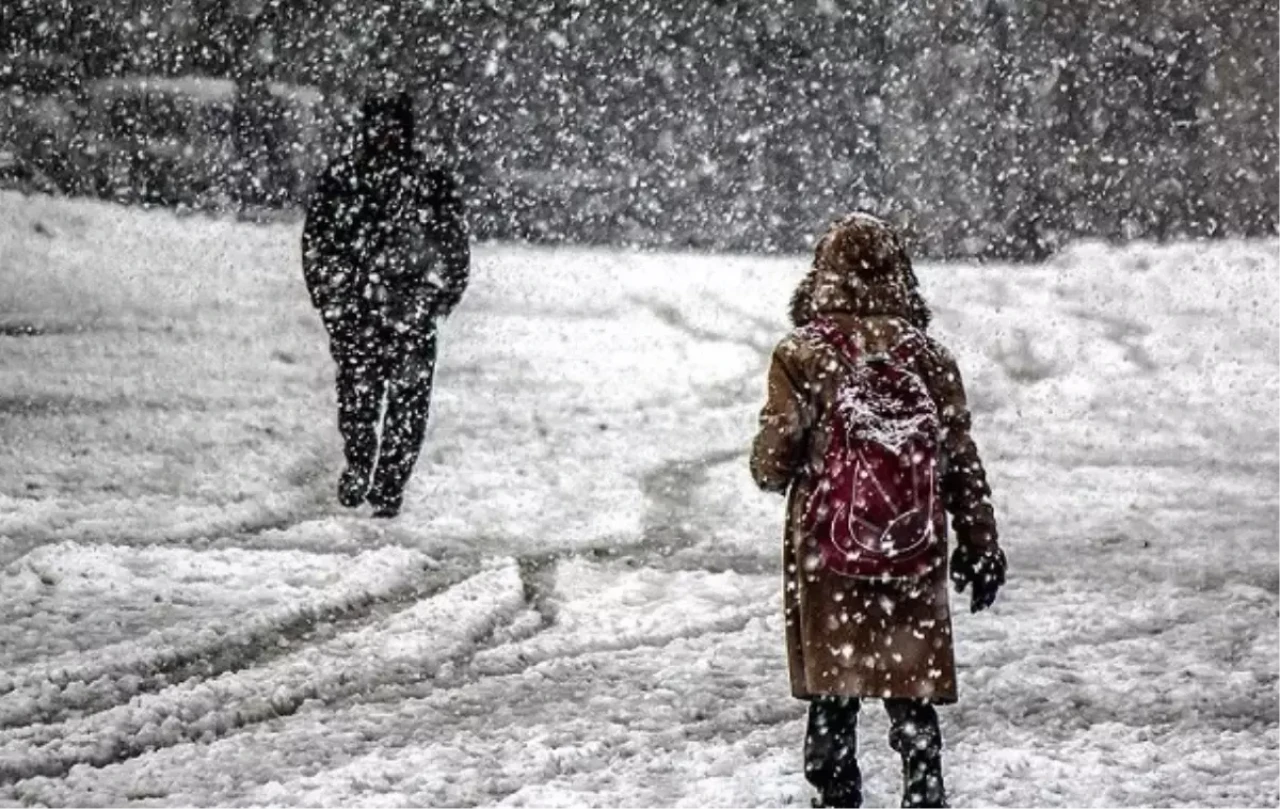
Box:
[950,544,1007,613]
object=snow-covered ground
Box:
[0,191,1276,807]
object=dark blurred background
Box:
[1,0,1275,257]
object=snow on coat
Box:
[300,94,469,335]
[751,214,1000,703]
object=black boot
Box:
[338,466,371,508]
[812,791,861,809]
[805,697,863,808]
[886,699,948,808]
[367,489,403,519]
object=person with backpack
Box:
[750,213,1006,808]
[302,90,469,518]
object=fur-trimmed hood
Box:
[789,213,931,330]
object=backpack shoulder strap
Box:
[887,326,928,365]
[804,316,862,367]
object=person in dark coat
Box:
[751,214,1007,808]
[302,90,469,518]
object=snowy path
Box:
[0,193,1276,807]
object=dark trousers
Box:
[328,316,439,510]
[805,697,946,808]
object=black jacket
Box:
[302,150,469,331]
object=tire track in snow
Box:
[0,549,580,783]
[628,295,774,357]
[475,701,802,808]
[0,549,452,730]
[222,598,789,809]
[629,294,773,410]
[0,443,750,740]
[232,445,762,723]
[1065,307,1158,373]
[0,450,333,567]
[307,601,775,721]
[0,563,527,786]
[466,605,774,681]
[638,448,747,556]
[649,551,775,576]
[503,444,752,582]
[0,296,770,788]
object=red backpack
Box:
[801,317,945,580]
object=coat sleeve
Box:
[300,168,351,316]
[920,339,1001,553]
[750,339,811,494]
[420,168,470,318]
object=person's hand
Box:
[950,544,1006,613]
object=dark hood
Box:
[359,91,416,158]
[790,213,932,330]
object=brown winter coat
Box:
[751,215,999,704]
